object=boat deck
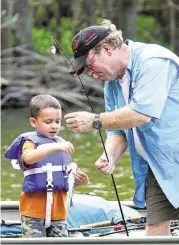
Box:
[1,201,179,245]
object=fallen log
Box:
[1,45,104,109]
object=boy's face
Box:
[29,108,62,139]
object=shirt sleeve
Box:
[104,82,125,135]
[129,58,173,119]
[21,140,36,169]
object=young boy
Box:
[5,94,88,237]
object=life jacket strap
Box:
[45,163,53,228]
[23,165,71,177]
[45,190,53,228]
[11,159,20,169]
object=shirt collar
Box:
[124,39,133,72]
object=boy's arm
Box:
[21,141,36,168]
[22,141,74,165]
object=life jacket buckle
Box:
[46,179,53,191]
[62,164,67,172]
[44,163,54,191]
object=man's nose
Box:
[93,73,100,79]
[88,70,94,76]
[88,70,99,79]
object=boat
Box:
[1,194,179,245]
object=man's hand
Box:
[64,111,95,132]
[95,156,115,175]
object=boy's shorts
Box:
[21,215,68,237]
[146,168,179,225]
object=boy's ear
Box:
[29,117,37,128]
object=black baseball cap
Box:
[69,26,112,75]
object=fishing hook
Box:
[50,36,129,236]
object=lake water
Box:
[1,108,134,201]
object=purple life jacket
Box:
[5,132,72,193]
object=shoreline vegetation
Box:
[1,45,104,110]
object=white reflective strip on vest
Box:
[45,163,53,228]
[45,191,53,228]
[23,165,71,177]
[11,159,20,169]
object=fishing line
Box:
[49,47,74,143]
[50,36,129,236]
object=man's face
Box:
[84,44,125,81]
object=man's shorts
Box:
[21,215,68,237]
[146,168,179,225]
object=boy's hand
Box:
[95,157,115,175]
[75,169,89,186]
[58,141,74,154]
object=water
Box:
[1,108,134,201]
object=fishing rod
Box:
[90,225,146,237]
[50,36,129,236]
[68,223,146,233]
[79,216,146,229]
[92,224,179,237]
[68,216,147,233]
[88,219,179,237]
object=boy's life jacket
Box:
[5,132,72,193]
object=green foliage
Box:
[137,15,167,46]
[59,18,73,54]
[11,32,22,46]
[32,14,170,55]
[1,14,18,29]
[32,18,73,55]
[32,27,54,55]
[36,5,46,17]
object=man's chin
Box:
[103,74,118,81]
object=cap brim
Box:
[68,54,87,75]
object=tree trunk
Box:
[12,0,33,49]
[172,0,179,56]
[115,0,138,41]
[168,0,176,50]
[72,0,97,34]
[100,0,137,41]
[55,0,61,42]
[1,0,13,51]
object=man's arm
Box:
[100,105,151,130]
[95,134,127,175]
[64,106,151,132]
[100,134,127,163]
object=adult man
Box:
[64,19,179,236]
